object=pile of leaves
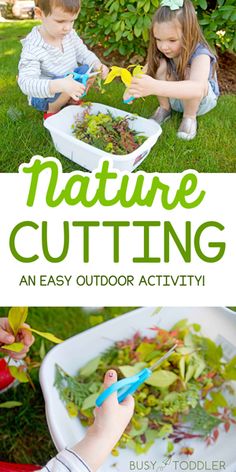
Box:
[72,105,147,155]
[55,319,236,456]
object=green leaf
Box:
[66,401,78,417]
[198,0,207,9]
[80,356,101,377]
[185,364,195,383]
[179,357,185,379]
[29,328,63,344]
[0,401,22,408]
[9,366,29,383]
[193,323,201,332]
[136,343,156,361]
[8,307,28,336]
[171,319,188,330]
[145,370,178,388]
[119,363,146,377]
[129,417,149,437]
[82,393,98,411]
[224,356,236,380]
[167,440,174,454]
[210,391,228,408]
[1,342,24,352]
[157,423,173,438]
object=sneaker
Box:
[43,112,57,120]
[151,106,171,125]
[177,117,197,140]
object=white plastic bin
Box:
[39,307,236,472]
[44,103,162,172]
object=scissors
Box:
[123,95,135,104]
[96,343,177,407]
[67,64,100,97]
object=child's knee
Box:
[156,59,168,80]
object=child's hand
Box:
[0,317,34,360]
[93,62,109,79]
[100,64,109,80]
[60,75,86,100]
[128,73,157,98]
[92,369,134,440]
[73,369,134,472]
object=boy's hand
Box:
[50,76,86,100]
[93,62,109,80]
[100,64,109,80]
[0,317,34,360]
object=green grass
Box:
[1,20,236,172]
[0,306,134,465]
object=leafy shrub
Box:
[76,0,236,60]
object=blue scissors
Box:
[123,95,135,104]
[96,343,177,407]
[67,64,100,97]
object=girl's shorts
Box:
[169,81,218,116]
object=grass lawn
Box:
[0,306,134,465]
[1,20,236,173]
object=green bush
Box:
[76,0,236,59]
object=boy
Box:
[18,0,109,117]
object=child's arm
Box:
[18,48,86,99]
[71,30,109,79]
[41,370,134,472]
[128,55,211,100]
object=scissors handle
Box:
[123,95,135,104]
[95,368,151,407]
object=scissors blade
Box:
[150,343,178,371]
[88,71,101,78]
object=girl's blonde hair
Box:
[147,0,215,80]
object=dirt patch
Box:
[92,43,236,95]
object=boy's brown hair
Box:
[36,0,80,15]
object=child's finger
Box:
[121,394,135,413]
[0,327,14,345]
[102,369,118,406]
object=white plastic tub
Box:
[39,307,236,472]
[44,103,162,172]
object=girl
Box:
[126,0,219,140]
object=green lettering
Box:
[194,221,225,262]
[72,221,100,262]
[9,221,38,262]
[103,221,130,262]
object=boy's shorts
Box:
[31,65,90,112]
[31,93,61,112]
[169,81,218,116]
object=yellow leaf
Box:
[8,307,28,336]
[1,342,24,352]
[28,328,63,344]
[9,366,29,383]
[104,67,121,84]
[133,65,144,76]
[121,69,132,86]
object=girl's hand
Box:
[128,74,158,98]
[0,318,34,360]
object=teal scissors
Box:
[67,64,100,97]
[96,343,177,407]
